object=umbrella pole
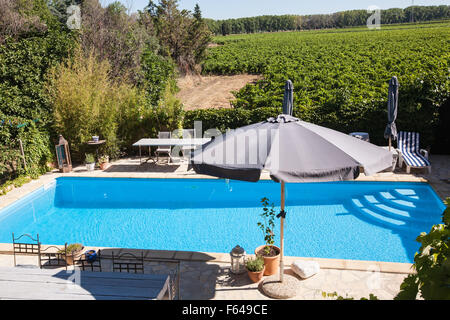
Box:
[280,181,285,283]
[389,137,392,151]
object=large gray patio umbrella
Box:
[191,113,392,298]
[384,76,399,151]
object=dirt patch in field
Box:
[177,74,261,110]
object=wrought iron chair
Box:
[12,233,41,267]
[112,251,144,274]
[39,244,68,270]
[76,249,102,272]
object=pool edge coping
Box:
[0,243,415,275]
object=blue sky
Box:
[99,0,450,19]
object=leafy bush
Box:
[50,49,184,160]
[0,176,32,196]
[59,243,83,254]
[245,256,264,272]
[0,1,76,181]
[183,107,281,134]
[0,115,54,181]
[84,153,95,164]
[395,198,450,300]
[50,51,138,161]
[140,47,177,106]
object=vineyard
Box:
[201,22,450,149]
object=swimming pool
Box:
[0,177,445,263]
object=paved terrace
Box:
[0,155,448,300]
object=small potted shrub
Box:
[255,197,281,276]
[98,155,109,170]
[246,256,265,283]
[59,243,84,265]
[85,153,95,171]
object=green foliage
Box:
[50,49,184,160]
[140,47,177,106]
[183,107,281,134]
[0,1,76,181]
[206,6,450,35]
[245,256,264,272]
[395,198,450,300]
[84,153,95,164]
[81,0,154,85]
[154,82,184,132]
[145,0,212,74]
[60,243,83,254]
[321,291,379,300]
[0,175,32,196]
[258,197,277,255]
[98,155,109,164]
[203,22,450,148]
[50,51,137,161]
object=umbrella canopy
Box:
[384,76,399,143]
[191,113,392,290]
[282,80,294,116]
[191,113,392,297]
[192,114,393,183]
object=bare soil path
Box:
[176,74,261,110]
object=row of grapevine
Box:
[201,23,450,149]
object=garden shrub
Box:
[50,50,184,160]
[140,47,178,107]
[50,51,127,161]
[395,198,450,300]
[0,1,76,182]
[183,107,282,134]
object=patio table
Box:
[133,138,211,164]
[0,267,169,300]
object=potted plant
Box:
[85,153,95,171]
[59,243,84,265]
[255,197,281,276]
[98,155,109,170]
[245,256,265,283]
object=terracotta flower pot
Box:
[99,162,109,170]
[255,245,281,276]
[247,266,265,283]
[65,248,84,265]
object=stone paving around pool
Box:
[0,250,410,300]
[0,154,448,300]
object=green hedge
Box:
[183,107,282,133]
[0,10,76,181]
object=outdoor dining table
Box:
[133,138,211,164]
[0,267,170,300]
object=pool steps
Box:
[350,189,442,234]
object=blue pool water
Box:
[0,177,446,263]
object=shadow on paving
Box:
[46,248,223,300]
[104,162,181,173]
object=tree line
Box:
[205,5,450,35]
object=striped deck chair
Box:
[397,131,431,174]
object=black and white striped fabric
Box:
[398,131,430,167]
